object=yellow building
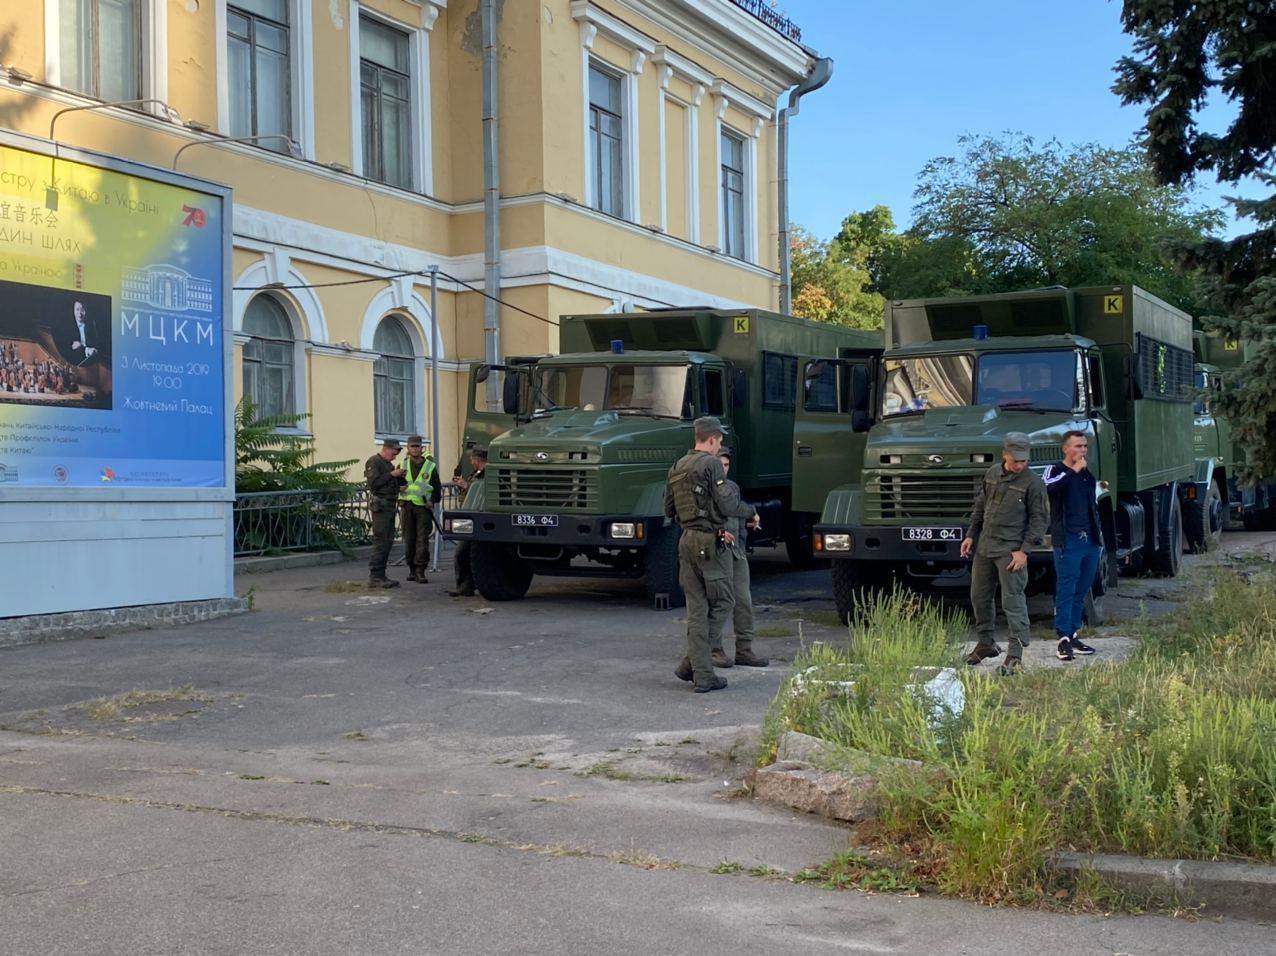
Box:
[0,0,816,476]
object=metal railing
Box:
[233,488,371,557]
[233,483,465,557]
[729,0,802,42]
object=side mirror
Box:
[502,372,521,415]
[851,410,872,433]
[475,364,492,385]
[848,365,870,412]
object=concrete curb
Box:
[235,545,374,574]
[1056,853,1276,921]
[0,598,249,649]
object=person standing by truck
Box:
[664,417,745,693]
[365,438,406,588]
[448,448,487,597]
[960,433,1049,674]
[398,436,442,584]
[1043,431,1102,661]
[707,449,768,670]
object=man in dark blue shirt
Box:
[1043,430,1102,660]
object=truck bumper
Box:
[442,511,668,549]
[814,523,1054,568]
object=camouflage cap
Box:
[1002,432,1031,461]
[406,435,425,447]
[381,438,402,451]
[694,416,726,440]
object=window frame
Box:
[358,15,414,190]
[241,294,297,420]
[226,0,293,148]
[372,315,417,437]
[587,60,627,219]
[719,127,747,260]
[762,351,799,411]
[56,0,146,101]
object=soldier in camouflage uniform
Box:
[663,417,752,693]
[960,432,1049,674]
[365,438,406,588]
[707,449,768,669]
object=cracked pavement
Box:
[2,537,1274,954]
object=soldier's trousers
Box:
[709,552,755,652]
[678,529,734,682]
[400,503,433,572]
[970,552,1030,659]
[368,503,396,579]
[454,541,474,592]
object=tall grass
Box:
[761,574,1276,902]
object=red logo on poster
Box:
[181,205,207,228]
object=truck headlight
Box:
[823,533,852,552]
[448,518,473,535]
[609,522,636,539]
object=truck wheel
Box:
[1148,497,1184,577]
[1183,482,1224,553]
[470,542,534,601]
[644,525,685,609]
[1083,584,1106,627]
[831,561,888,624]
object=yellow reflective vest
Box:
[399,455,437,505]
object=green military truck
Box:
[1194,331,1276,537]
[792,286,1201,621]
[442,308,878,604]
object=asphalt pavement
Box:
[2,537,1273,954]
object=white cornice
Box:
[711,78,773,122]
[613,0,812,94]
[651,44,714,88]
[571,1,656,56]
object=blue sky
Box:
[781,0,1259,241]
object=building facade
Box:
[0,0,815,475]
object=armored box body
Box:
[558,309,878,493]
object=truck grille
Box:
[865,472,982,523]
[494,466,599,511]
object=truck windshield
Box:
[976,351,1079,412]
[881,354,974,417]
[532,364,689,418]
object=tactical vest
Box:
[668,452,714,528]
[399,455,437,505]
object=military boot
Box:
[674,657,693,682]
[734,645,769,667]
[711,648,733,668]
[406,571,421,583]
[368,577,400,589]
[413,569,429,584]
[693,675,728,693]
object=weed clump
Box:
[762,574,1276,903]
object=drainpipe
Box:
[778,56,833,315]
[481,0,501,408]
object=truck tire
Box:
[470,542,534,601]
[1148,496,1184,577]
[831,561,888,624]
[644,525,685,609]
[1183,481,1224,553]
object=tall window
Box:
[60,0,142,100]
[360,17,412,189]
[227,0,291,149]
[588,64,624,217]
[242,296,295,418]
[373,316,415,435]
[720,129,746,259]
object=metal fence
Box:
[233,483,465,557]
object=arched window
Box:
[373,314,415,434]
[242,295,295,418]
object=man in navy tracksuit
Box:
[1043,430,1102,661]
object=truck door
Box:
[791,349,882,515]
[459,359,539,474]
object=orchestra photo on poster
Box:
[0,279,113,410]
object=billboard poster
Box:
[0,142,225,488]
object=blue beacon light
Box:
[973,324,989,341]
[610,339,624,354]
